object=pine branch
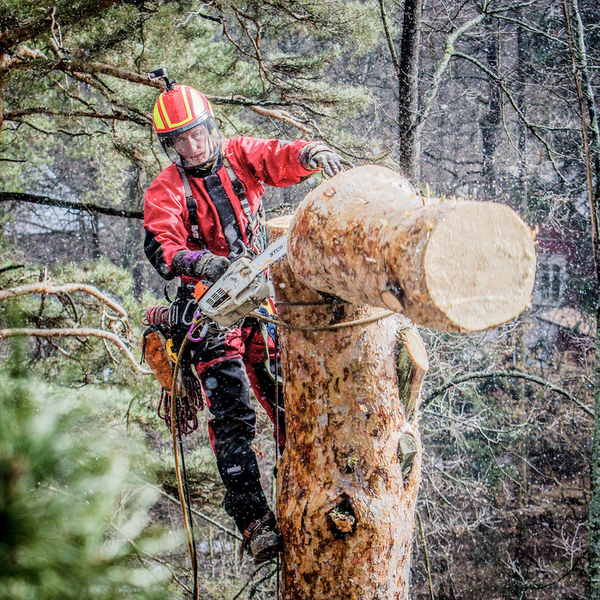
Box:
[0,327,149,374]
[0,1,121,51]
[246,105,314,135]
[4,106,151,127]
[0,264,24,274]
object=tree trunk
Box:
[287,165,536,332]
[480,20,501,198]
[564,1,600,596]
[398,0,423,182]
[516,23,529,220]
[0,69,4,135]
[268,217,428,600]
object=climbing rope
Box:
[170,332,199,600]
[248,308,397,332]
[273,324,282,600]
[141,304,169,326]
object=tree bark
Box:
[563,1,600,596]
[266,164,536,597]
[480,21,501,198]
[398,0,423,182]
[287,165,536,332]
[268,217,428,600]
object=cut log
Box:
[268,217,429,600]
[287,165,536,332]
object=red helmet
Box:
[152,83,221,169]
[153,84,214,138]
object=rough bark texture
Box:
[268,217,429,600]
[398,0,423,182]
[287,165,536,332]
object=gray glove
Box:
[172,250,230,282]
[300,142,354,178]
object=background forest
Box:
[0,0,599,599]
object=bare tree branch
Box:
[0,327,148,374]
[418,12,486,128]
[453,51,569,183]
[0,281,129,320]
[0,192,143,219]
[422,369,592,417]
[378,0,401,77]
[144,481,243,541]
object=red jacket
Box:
[144,137,315,280]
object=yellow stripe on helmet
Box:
[153,103,166,132]
[159,86,194,129]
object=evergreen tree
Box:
[0,344,173,600]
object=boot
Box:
[240,511,282,564]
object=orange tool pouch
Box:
[142,328,173,391]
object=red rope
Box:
[142,305,169,326]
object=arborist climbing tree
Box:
[141,68,353,564]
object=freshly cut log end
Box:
[266,215,292,241]
[287,165,536,332]
[423,202,535,331]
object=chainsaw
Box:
[194,235,288,328]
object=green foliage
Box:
[0,0,380,210]
[0,259,157,390]
[0,354,173,600]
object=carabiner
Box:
[188,320,209,343]
[181,299,197,326]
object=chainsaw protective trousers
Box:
[194,318,284,534]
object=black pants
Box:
[194,322,284,534]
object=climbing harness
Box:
[176,157,266,258]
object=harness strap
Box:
[177,159,265,256]
[223,155,266,253]
[176,165,201,241]
[205,171,246,256]
[223,156,256,231]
